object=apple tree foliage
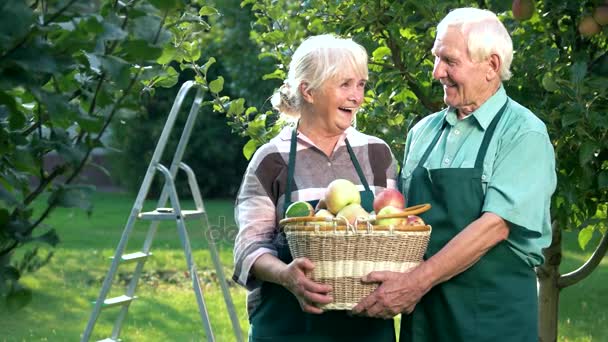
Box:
[0,0,245,309]
[236,0,607,340]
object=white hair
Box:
[271,34,368,117]
[435,8,514,80]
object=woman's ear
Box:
[300,82,314,104]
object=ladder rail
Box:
[157,164,215,341]
[181,162,244,342]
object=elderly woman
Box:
[232,34,398,341]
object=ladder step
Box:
[96,295,136,308]
[138,208,204,220]
[112,251,152,263]
[97,338,120,342]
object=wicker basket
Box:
[279,203,431,311]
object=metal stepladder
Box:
[82,81,243,342]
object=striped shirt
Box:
[233,125,398,315]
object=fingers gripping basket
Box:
[279,203,432,311]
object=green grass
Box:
[0,192,605,341]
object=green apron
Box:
[400,102,538,342]
[248,128,396,341]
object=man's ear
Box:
[300,82,314,103]
[486,54,501,81]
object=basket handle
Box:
[279,203,431,226]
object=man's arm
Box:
[352,212,509,318]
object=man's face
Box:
[432,27,494,116]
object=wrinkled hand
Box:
[280,257,333,314]
[352,270,427,319]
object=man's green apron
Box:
[400,102,538,342]
[248,128,395,341]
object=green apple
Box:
[336,203,369,225]
[324,179,361,214]
[376,205,405,226]
[311,209,335,227]
[285,201,314,218]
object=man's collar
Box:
[444,84,507,130]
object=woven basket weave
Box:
[279,203,431,311]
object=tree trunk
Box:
[537,221,561,342]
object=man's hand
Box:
[280,257,333,314]
[352,269,428,319]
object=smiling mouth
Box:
[339,107,355,113]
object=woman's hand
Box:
[279,257,333,314]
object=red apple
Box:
[315,199,327,211]
[406,215,425,226]
[373,188,406,213]
[579,16,601,37]
[593,6,608,26]
[376,205,405,226]
[324,179,361,214]
[512,0,534,21]
[336,203,369,225]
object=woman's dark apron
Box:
[248,128,395,341]
[400,102,538,342]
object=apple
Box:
[324,179,361,214]
[593,6,608,26]
[311,209,335,226]
[373,188,405,213]
[336,203,369,225]
[406,215,425,226]
[284,201,314,218]
[315,199,327,211]
[376,205,405,226]
[512,0,534,21]
[579,16,601,37]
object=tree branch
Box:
[558,230,608,288]
[23,165,66,206]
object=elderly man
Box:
[353,7,556,341]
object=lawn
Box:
[0,192,605,341]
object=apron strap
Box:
[417,114,448,167]
[474,100,509,169]
[283,126,298,217]
[345,138,372,194]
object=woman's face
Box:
[308,68,366,135]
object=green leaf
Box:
[30,229,60,247]
[199,6,220,16]
[541,73,559,92]
[122,39,163,61]
[132,15,163,44]
[227,98,246,117]
[0,0,34,51]
[599,171,608,189]
[372,46,392,62]
[209,76,224,94]
[570,61,587,85]
[578,226,594,250]
[156,66,179,88]
[100,21,128,42]
[200,57,216,77]
[578,142,598,166]
[243,139,258,160]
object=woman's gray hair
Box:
[271,34,368,117]
[435,8,514,80]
